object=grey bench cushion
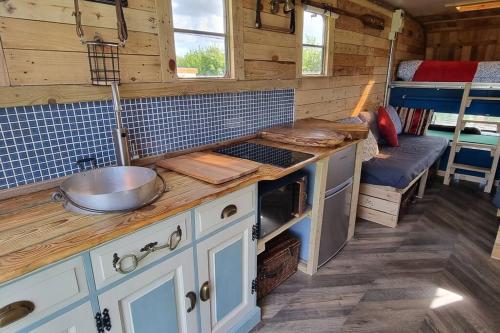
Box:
[362,134,448,189]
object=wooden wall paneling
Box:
[423,14,500,61]
[0,18,159,55]
[4,49,161,85]
[0,79,299,108]
[0,0,402,109]
[0,0,157,33]
[294,0,404,122]
[295,1,304,78]
[244,60,296,80]
[0,35,9,86]
[155,0,175,81]
[326,16,337,76]
[229,0,245,80]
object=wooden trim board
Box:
[306,157,329,275]
[348,143,363,239]
[257,207,312,255]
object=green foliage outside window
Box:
[177,45,226,77]
[302,36,324,75]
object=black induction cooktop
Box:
[215,142,314,168]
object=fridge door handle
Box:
[325,178,353,199]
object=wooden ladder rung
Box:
[456,142,497,151]
[451,163,492,174]
[468,96,500,102]
[461,119,500,125]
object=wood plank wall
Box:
[0,0,425,121]
[393,15,426,75]
[295,1,425,121]
[422,11,500,61]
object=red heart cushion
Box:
[377,106,399,147]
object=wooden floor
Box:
[254,180,500,333]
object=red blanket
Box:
[413,60,479,82]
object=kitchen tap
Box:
[111,82,131,166]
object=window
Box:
[171,0,229,78]
[302,10,327,75]
[432,113,500,136]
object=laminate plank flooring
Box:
[253,181,500,333]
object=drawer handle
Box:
[185,291,197,313]
[221,204,237,219]
[200,281,210,302]
[113,225,183,274]
[0,301,35,328]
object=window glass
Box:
[302,11,327,75]
[171,0,228,78]
[432,113,500,136]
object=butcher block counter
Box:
[0,138,361,284]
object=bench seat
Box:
[357,134,448,227]
[362,134,448,189]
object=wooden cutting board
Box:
[294,118,369,140]
[259,118,368,147]
[156,152,261,184]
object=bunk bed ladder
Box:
[443,83,500,193]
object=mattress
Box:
[397,60,500,83]
[361,135,448,189]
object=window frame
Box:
[171,0,231,80]
[431,112,500,136]
[301,10,328,77]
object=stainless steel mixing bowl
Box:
[56,166,164,212]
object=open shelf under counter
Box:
[257,207,312,255]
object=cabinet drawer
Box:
[195,185,256,239]
[0,257,88,333]
[90,212,192,289]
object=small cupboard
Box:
[0,185,259,333]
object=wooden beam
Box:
[0,36,9,86]
[229,0,245,80]
[0,79,299,107]
[348,142,363,239]
[155,0,176,81]
[306,157,329,275]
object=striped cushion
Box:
[395,107,434,136]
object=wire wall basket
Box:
[73,0,128,86]
[87,40,121,86]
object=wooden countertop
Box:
[0,138,360,284]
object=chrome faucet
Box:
[111,82,131,166]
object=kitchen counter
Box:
[0,138,361,284]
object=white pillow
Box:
[362,130,379,162]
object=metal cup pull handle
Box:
[169,226,182,250]
[200,281,210,302]
[221,204,237,219]
[185,291,197,313]
[0,301,35,328]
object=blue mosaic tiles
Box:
[0,89,294,190]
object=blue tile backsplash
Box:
[0,89,294,190]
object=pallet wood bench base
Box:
[357,168,429,228]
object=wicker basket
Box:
[257,233,300,300]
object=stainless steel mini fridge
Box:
[318,145,356,268]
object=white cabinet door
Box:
[98,248,197,333]
[196,216,257,333]
[31,302,95,333]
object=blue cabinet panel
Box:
[130,279,179,333]
[214,239,243,321]
[289,217,311,261]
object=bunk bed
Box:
[390,60,500,191]
[358,60,500,227]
